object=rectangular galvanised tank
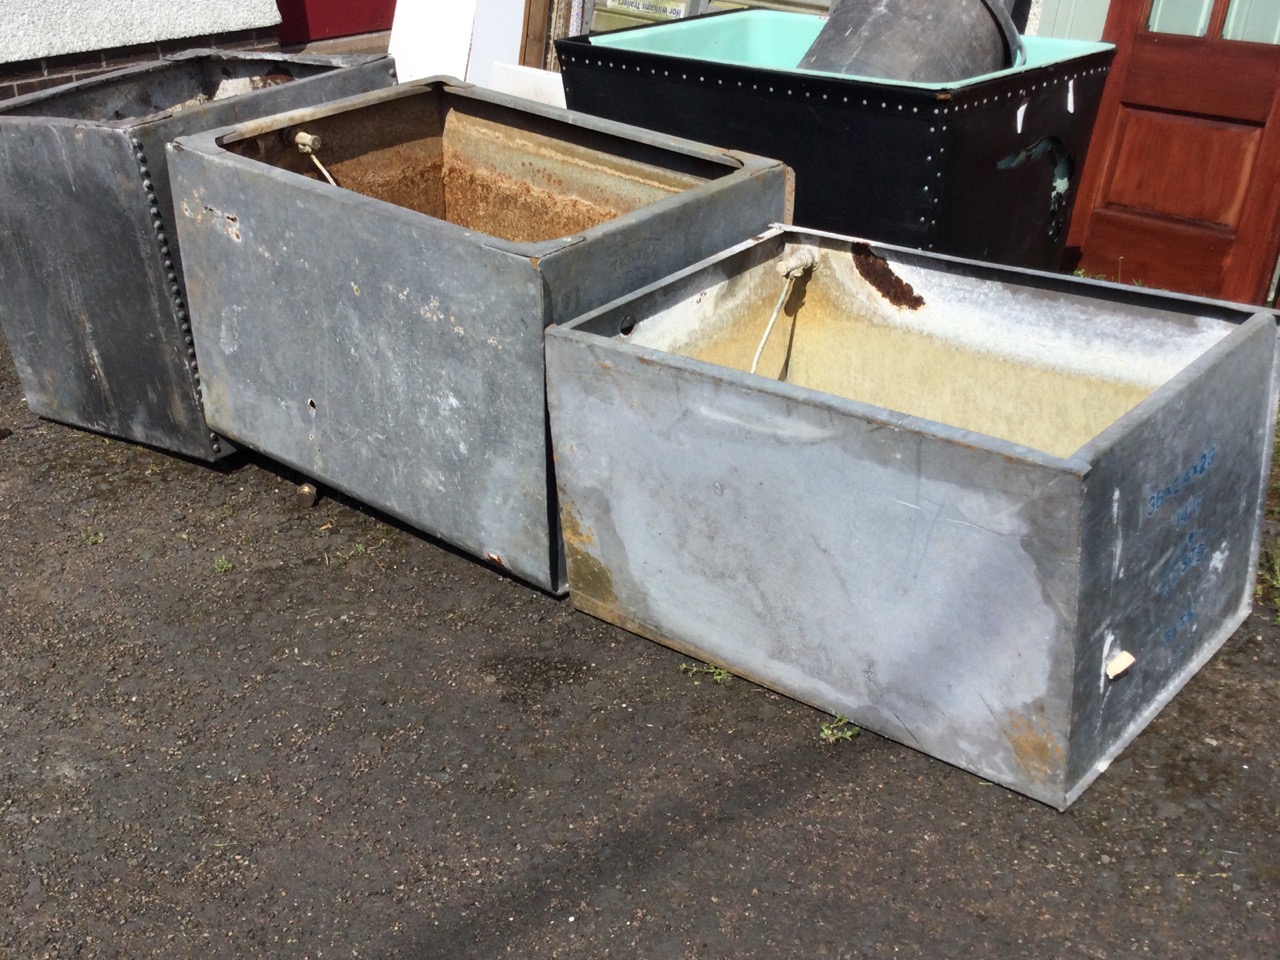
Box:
[0,50,396,461]
[556,9,1114,271]
[543,226,1278,808]
[167,78,792,593]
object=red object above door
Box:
[276,0,397,45]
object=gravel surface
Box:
[1,334,1277,959]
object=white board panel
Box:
[389,0,478,82]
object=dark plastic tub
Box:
[557,9,1115,270]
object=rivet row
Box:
[133,138,219,455]
[562,54,1107,119]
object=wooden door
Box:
[1068,0,1280,304]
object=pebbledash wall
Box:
[0,0,283,100]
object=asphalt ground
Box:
[1,332,1277,959]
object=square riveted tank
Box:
[0,51,397,460]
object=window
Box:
[1223,0,1280,43]
[1147,0,1214,36]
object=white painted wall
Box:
[1035,0,1112,40]
[0,0,282,64]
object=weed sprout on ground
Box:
[820,714,859,745]
[680,662,733,685]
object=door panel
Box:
[1087,206,1232,289]
[1105,109,1259,225]
[1126,39,1279,119]
[1068,0,1280,303]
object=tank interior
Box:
[616,236,1234,459]
[224,88,725,244]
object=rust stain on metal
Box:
[850,242,925,310]
[1002,710,1066,783]
[441,148,623,242]
[560,501,617,616]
